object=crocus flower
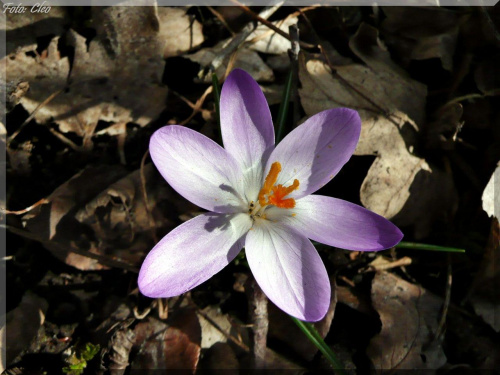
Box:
[138,69,403,321]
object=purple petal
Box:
[275,195,403,251]
[265,108,361,199]
[138,212,252,298]
[220,69,275,200]
[245,221,330,321]
[150,125,245,213]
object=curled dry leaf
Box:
[187,41,274,83]
[246,16,298,55]
[131,309,201,372]
[4,6,168,139]
[299,32,458,237]
[21,164,175,270]
[197,305,248,350]
[367,272,446,371]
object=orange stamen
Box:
[258,162,281,207]
[258,162,300,209]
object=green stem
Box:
[275,68,293,143]
[291,317,346,374]
[397,241,465,253]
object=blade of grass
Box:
[397,241,465,253]
[291,317,346,374]
[275,68,293,143]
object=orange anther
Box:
[258,162,300,209]
[259,162,281,207]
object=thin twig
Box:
[210,3,284,73]
[2,198,50,215]
[47,127,84,152]
[245,276,268,368]
[359,256,412,273]
[196,308,250,352]
[8,88,64,143]
[232,0,316,50]
[179,86,213,125]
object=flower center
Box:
[247,162,300,220]
[258,161,300,209]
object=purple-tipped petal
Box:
[150,125,245,213]
[220,69,275,200]
[275,195,403,251]
[245,221,330,322]
[138,212,252,298]
[265,108,361,199]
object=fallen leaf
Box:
[482,162,500,219]
[247,16,298,55]
[20,164,175,270]
[131,309,201,372]
[367,272,447,371]
[157,7,204,58]
[3,6,168,140]
[197,306,248,350]
[24,165,128,241]
[187,41,274,83]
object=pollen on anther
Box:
[258,162,300,209]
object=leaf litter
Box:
[4,4,500,374]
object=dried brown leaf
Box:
[367,272,446,371]
[4,6,168,139]
[131,309,201,372]
[21,164,175,270]
[482,162,500,219]
[157,7,204,58]
[247,16,298,55]
[187,41,274,83]
[197,305,248,350]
